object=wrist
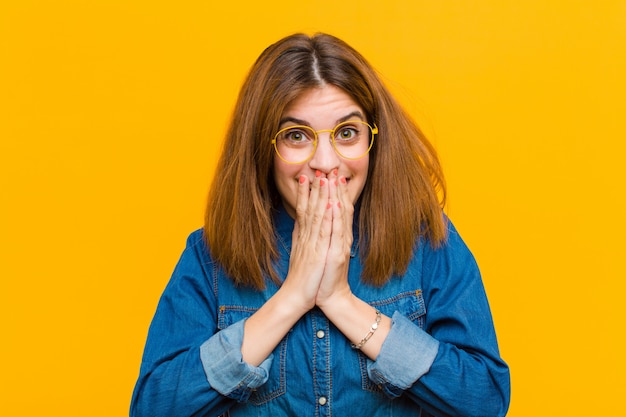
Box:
[276,283,315,316]
[316,288,355,316]
[350,309,382,349]
[318,293,391,359]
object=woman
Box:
[131,33,510,417]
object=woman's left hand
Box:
[315,170,354,308]
[314,170,392,362]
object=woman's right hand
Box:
[281,172,333,311]
[242,173,332,365]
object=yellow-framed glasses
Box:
[272,120,378,164]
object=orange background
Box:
[1,1,625,415]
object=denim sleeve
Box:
[130,230,268,417]
[200,319,272,400]
[372,220,510,417]
[367,312,439,394]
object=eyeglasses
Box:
[272,120,378,164]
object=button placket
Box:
[312,310,331,415]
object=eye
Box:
[281,127,314,144]
[335,126,359,142]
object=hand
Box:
[315,170,354,308]
[280,172,333,311]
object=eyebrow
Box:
[278,111,366,127]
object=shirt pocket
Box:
[217,305,288,405]
[372,289,426,329]
[357,290,426,393]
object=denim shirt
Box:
[131,206,510,417]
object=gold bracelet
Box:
[350,309,382,350]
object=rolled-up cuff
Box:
[367,311,439,397]
[200,319,272,402]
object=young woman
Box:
[131,33,510,417]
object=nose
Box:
[308,132,340,174]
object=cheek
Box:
[346,158,370,203]
[273,160,300,201]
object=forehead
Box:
[281,85,364,123]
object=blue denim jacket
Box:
[131,206,510,417]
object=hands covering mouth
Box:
[285,168,354,311]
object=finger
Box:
[312,176,331,238]
[298,171,330,247]
[337,175,354,246]
[306,170,324,222]
[295,175,310,234]
[330,191,344,251]
[327,169,339,208]
[338,176,353,214]
[321,169,339,246]
[336,175,349,209]
[319,177,333,243]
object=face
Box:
[273,85,370,218]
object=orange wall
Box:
[1,1,625,415]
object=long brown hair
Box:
[205,33,447,289]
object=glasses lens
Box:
[332,121,374,160]
[274,126,316,164]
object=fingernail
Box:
[299,176,307,184]
[315,170,322,178]
[326,202,332,209]
[320,178,327,186]
[340,177,347,184]
[332,169,338,176]
[334,180,339,186]
[337,201,342,208]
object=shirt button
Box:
[318,396,327,406]
[316,330,325,339]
